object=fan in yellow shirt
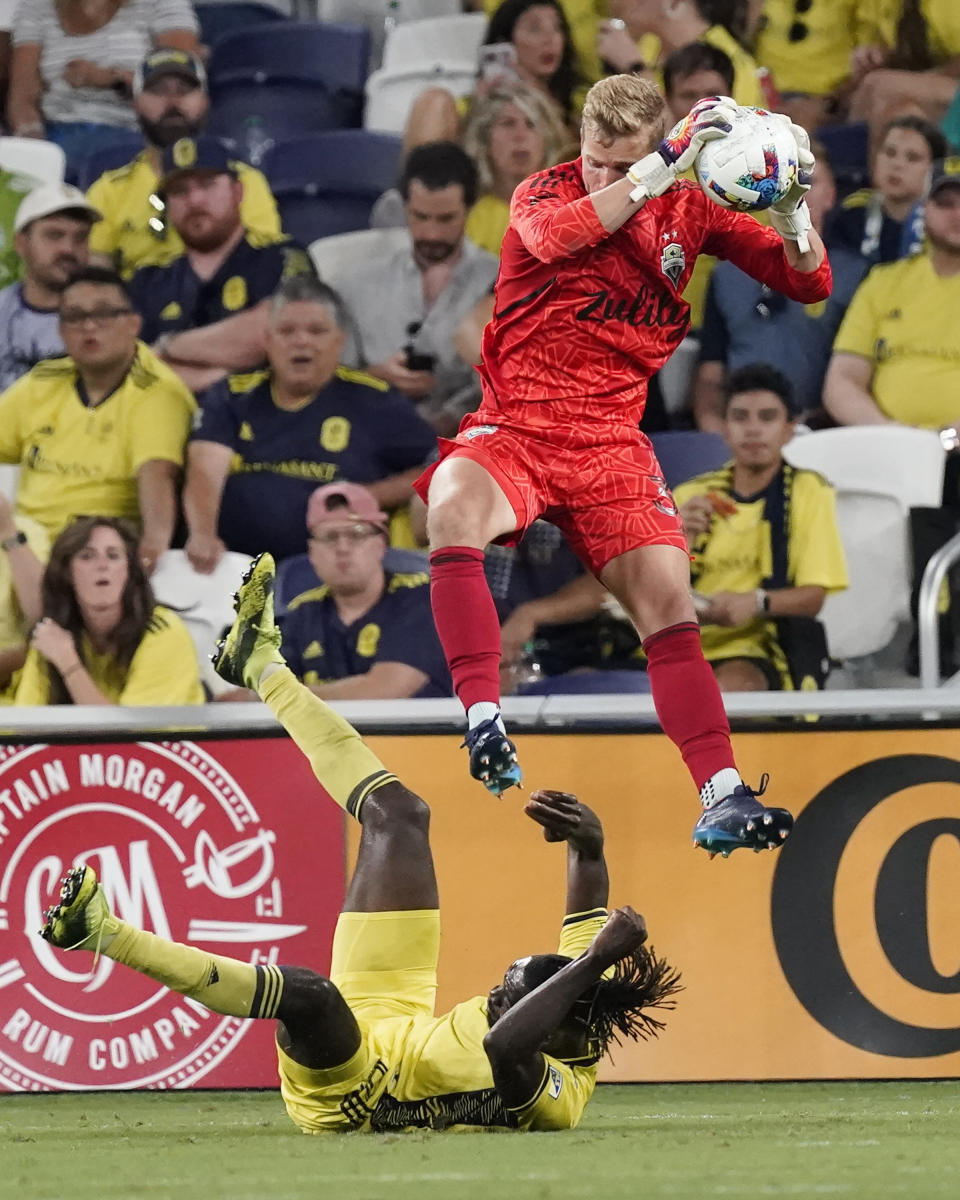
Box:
[825,158,960,430]
[0,267,196,569]
[41,556,681,1132]
[86,47,281,278]
[14,516,203,707]
[675,365,847,692]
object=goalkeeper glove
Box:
[768,116,816,253]
[627,94,738,203]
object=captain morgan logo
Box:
[0,741,312,1091]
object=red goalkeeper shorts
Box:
[413,415,687,576]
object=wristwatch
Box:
[0,530,27,551]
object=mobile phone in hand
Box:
[478,42,519,85]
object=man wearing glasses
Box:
[86,48,281,278]
[0,266,195,575]
[183,278,437,570]
[216,481,451,702]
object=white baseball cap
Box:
[14,183,102,234]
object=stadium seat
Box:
[150,549,253,696]
[783,425,945,515]
[308,224,408,279]
[364,62,478,133]
[207,21,371,143]
[817,489,911,662]
[381,13,486,71]
[73,131,148,191]
[649,430,730,489]
[814,121,870,198]
[317,0,463,69]
[275,548,429,616]
[195,3,286,47]
[0,136,66,185]
[0,464,19,503]
[262,130,404,244]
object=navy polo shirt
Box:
[128,234,316,342]
[280,568,452,697]
[193,366,437,560]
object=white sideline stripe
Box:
[187,920,307,942]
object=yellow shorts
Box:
[277,908,441,1133]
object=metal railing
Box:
[918,529,960,690]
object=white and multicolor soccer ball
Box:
[694,105,799,213]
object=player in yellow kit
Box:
[41,553,680,1133]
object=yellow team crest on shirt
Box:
[356,624,380,657]
[304,639,323,658]
[222,276,247,311]
[172,138,197,168]
[160,300,182,320]
[238,421,254,441]
[320,416,350,452]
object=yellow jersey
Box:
[755,0,879,95]
[674,465,848,668]
[0,343,196,539]
[832,254,960,428]
[87,151,282,277]
[639,25,765,108]
[0,515,49,655]
[868,0,960,59]
[14,606,204,706]
[465,193,510,257]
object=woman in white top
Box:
[8,0,199,170]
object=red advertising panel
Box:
[0,738,344,1092]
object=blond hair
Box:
[462,84,570,194]
[581,74,667,146]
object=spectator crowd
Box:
[0,0,957,707]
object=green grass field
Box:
[4,1082,960,1199]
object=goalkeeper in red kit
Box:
[414,74,831,857]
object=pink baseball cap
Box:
[306,482,389,534]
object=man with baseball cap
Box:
[126,135,316,392]
[826,156,960,675]
[0,183,101,391]
[254,481,451,702]
[87,48,280,277]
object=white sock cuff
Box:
[700,768,741,809]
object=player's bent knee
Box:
[276,967,350,1028]
[361,782,431,835]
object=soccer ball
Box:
[694,105,799,213]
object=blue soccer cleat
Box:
[692,774,793,857]
[462,718,522,796]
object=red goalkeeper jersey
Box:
[476,158,833,432]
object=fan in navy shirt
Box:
[127,136,317,393]
[184,278,438,566]
[276,481,451,700]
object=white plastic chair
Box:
[0,463,19,503]
[0,137,66,185]
[364,61,478,133]
[817,489,911,662]
[150,549,253,697]
[316,0,463,67]
[783,425,945,514]
[381,13,486,71]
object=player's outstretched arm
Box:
[483,907,647,1107]
[524,789,609,914]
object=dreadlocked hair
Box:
[577,944,683,1057]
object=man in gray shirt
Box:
[0,183,101,391]
[330,142,499,435]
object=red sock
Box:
[429,547,502,713]
[643,622,736,790]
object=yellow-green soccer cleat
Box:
[40,865,119,951]
[212,551,285,690]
